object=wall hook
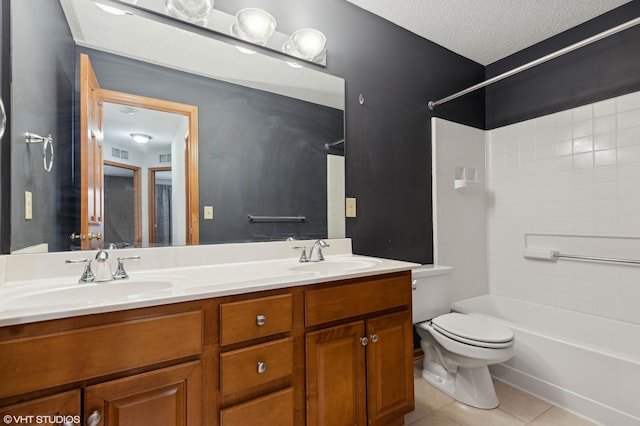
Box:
[358,94,365,105]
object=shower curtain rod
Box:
[427,16,640,111]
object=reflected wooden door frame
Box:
[97,89,199,245]
[80,54,105,250]
[148,166,171,245]
[104,160,142,247]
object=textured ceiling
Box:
[344,0,633,65]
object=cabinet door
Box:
[366,311,415,425]
[84,361,201,426]
[306,321,366,426]
[0,390,80,425]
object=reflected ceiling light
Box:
[130,133,152,144]
[119,106,135,115]
[231,8,276,45]
[286,61,303,69]
[235,45,257,55]
[94,2,132,16]
[165,0,214,26]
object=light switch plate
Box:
[204,205,214,220]
[346,197,357,218]
[25,191,33,220]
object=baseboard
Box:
[491,363,640,426]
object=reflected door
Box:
[148,167,172,246]
[80,54,104,250]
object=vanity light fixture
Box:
[283,28,326,63]
[231,8,276,45]
[130,133,152,144]
[165,0,214,26]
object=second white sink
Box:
[289,258,381,274]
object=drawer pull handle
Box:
[370,334,379,343]
[257,361,267,374]
[87,410,102,426]
[360,337,368,346]
[256,315,266,326]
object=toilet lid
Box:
[431,313,514,344]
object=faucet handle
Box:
[65,258,95,283]
[292,246,309,263]
[114,255,141,280]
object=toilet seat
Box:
[431,313,514,349]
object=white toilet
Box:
[412,266,514,409]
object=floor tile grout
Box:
[407,371,596,426]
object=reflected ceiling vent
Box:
[111,147,129,159]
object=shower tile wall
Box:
[486,91,640,324]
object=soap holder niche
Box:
[454,166,480,190]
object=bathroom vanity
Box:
[0,240,416,426]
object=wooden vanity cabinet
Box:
[0,270,414,426]
[305,272,415,426]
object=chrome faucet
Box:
[66,250,140,283]
[308,239,330,262]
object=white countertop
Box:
[0,239,420,326]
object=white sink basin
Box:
[289,259,381,273]
[2,280,173,311]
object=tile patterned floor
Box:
[405,362,597,426]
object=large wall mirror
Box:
[7,0,345,254]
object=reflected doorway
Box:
[80,53,199,249]
[148,167,172,246]
[103,161,141,248]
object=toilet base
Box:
[422,362,499,409]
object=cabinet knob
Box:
[257,361,267,374]
[360,337,368,346]
[256,314,266,326]
[370,334,379,343]
[86,411,102,426]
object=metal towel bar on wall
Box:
[248,215,306,223]
[553,252,640,266]
[25,132,54,172]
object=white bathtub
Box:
[451,295,640,426]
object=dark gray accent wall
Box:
[486,1,640,129]
[77,47,344,244]
[215,0,485,263]
[9,0,75,252]
[1,2,10,253]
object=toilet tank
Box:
[411,265,453,324]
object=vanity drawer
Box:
[220,337,293,396]
[220,294,292,345]
[220,387,294,426]
[0,311,203,399]
[305,272,411,326]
